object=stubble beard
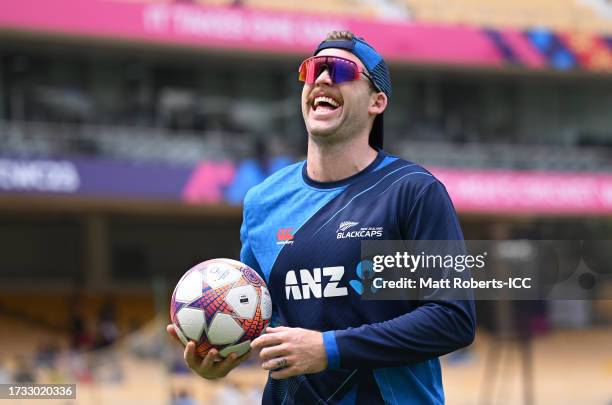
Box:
[306,112,359,147]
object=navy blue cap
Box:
[314,36,391,149]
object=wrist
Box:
[322,330,341,369]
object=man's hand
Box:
[166,324,250,380]
[250,326,328,379]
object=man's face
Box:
[301,48,375,143]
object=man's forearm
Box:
[323,300,476,369]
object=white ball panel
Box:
[174,324,189,346]
[217,258,245,268]
[207,313,244,345]
[260,286,272,320]
[225,284,257,319]
[205,264,242,289]
[175,270,203,303]
[219,340,251,358]
[176,307,206,341]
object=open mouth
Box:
[312,95,342,113]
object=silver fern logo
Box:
[336,221,383,239]
[337,221,359,233]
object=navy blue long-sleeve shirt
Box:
[240,150,476,404]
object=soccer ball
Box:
[170,258,272,358]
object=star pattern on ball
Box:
[236,301,268,343]
[170,300,185,321]
[187,283,238,326]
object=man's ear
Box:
[369,92,388,115]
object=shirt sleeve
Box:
[323,181,476,369]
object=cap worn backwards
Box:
[313,36,391,149]
[314,37,392,99]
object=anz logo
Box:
[349,260,378,295]
[285,267,348,300]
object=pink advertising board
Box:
[431,168,612,215]
[0,0,530,67]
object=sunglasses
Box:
[298,55,379,91]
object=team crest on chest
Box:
[336,219,383,239]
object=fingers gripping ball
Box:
[170,259,272,357]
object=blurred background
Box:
[0,0,612,404]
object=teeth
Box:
[314,96,340,108]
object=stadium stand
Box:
[0,1,611,405]
[398,140,612,172]
[0,293,155,335]
[2,120,611,172]
[0,121,234,164]
[4,123,612,175]
[0,314,610,405]
[0,315,66,358]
